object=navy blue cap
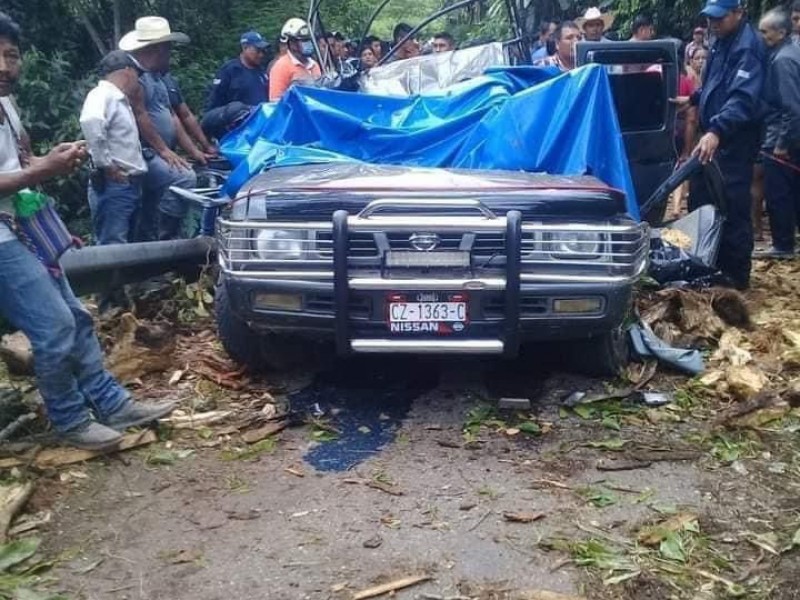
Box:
[240,31,269,49]
[700,0,742,18]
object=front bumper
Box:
[224,275,633,354]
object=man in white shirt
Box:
[80,50,147,245]
[0,13,175,450]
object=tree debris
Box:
[241,420,287,444]
[596,459,652,472]
[283,467,305,478]
[0,429,158,469]
[0,482,34,542]
[160,410,233,430]
[365,480,403,496]
[352,574,431,599]
[637,513,699,546]
[106,314,175,382]
[0,333,33,376]
[0,413,37,443]
[502,511,546,523]
[362,535,383,549]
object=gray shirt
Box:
[139,71,177,150]
[79,80,147,175]
[763,39,800,150]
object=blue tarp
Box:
[220,64,639,219]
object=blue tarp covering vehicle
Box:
[220,64,640,219]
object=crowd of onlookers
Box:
[2,2,800,447]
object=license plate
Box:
[386,292,469,334]
[389,301,467,323]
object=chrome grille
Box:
[217,216,649,283]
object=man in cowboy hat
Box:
[576,7,615,42]
[675,0,766,288]
[119,16,198,241]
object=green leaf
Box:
[588,490,617,508]
[573,405,595,420]
[601,416,621,431]
[146,450,179,466]
[518,421,541,435]
[587,438,628,451]
[792,527,800,549]
[0,538,40,573]
[659,532,687,562]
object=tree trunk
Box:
[79,12,108,56]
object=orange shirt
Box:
[268,53,322,101]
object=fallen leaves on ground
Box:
[106,314,175,383]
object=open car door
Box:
[576,41,679,223]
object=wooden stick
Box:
[0,413,37,443]
[353,575,431,599]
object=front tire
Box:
[567,326,630,377]
[215,283,264,371]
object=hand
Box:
[773,147,789,158]
[189,148,208,166]
[159,148,190,171]
[203,143,219,157]
[39,143,86,178]
[692,132,720,165]
[70,235,84,249]
[104,165,128,183]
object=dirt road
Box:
[36,354,799,600]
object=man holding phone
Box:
[0,12,175,450]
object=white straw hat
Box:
[119,17,190,52]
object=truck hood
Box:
[233,164,627,221]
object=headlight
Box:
[551,232,602,259]
[255,229,305,260]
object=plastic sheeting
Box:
[220,64,639,219]
[360,42,508,96]
[649,205,723,286]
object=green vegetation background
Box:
[1,0,781,230]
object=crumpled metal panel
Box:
[359,43,508,97]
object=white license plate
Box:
[389,302,467,323]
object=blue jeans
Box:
[0,240,129,432]
[138,152,197,241]
[88,178,142,245]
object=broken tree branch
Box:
[353,574,431,599]
[0,413,37,443]
[0,482,34,542]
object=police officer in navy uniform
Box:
[680,0,766,289]
[206,31,270,111]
